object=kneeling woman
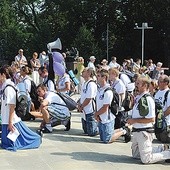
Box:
[0,67,41,151]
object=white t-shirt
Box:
[96,84,115,124]
[108,61,120,69]
[87,62,96,71]
[22,76,32,101]
[112,79,126,95]
[1,79,21,124]
[154,89,170,125]
[132,92,155,128]
[15,55,27,68]
[80,80,97,114]
[119,73,135,92]
[44,78,55,92]
[45,91,66,107]
[58,74,70,94]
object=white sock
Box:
[122,129,127,135]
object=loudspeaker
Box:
[47,38,62,52]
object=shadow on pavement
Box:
[51,151,141,164]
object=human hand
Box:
[8,123,15,133]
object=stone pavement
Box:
[0,94,170,170]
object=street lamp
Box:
[134,22,153,65]
[102,23,109,61]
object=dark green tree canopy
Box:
[0,0,169,67]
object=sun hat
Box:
[89,56,96,60]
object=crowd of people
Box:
[0,48,170,164]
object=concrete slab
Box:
[0,110,170,170]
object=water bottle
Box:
[157,110,163,128]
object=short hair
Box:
[97,69,109,81]
[38,66,48,73]
[159,75,170,84]
[108,67,119,77]
[21,66,32,75]
[87,67,96,78]
[37,83,48,91]
[137,75,151,89]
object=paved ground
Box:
[0,94,170,170]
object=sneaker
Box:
[165,159,170,163]
[65,119,71,131]
[39,127,52,133]
[36,129,43,137]
[164,144,169,151]
[124,127,131,143]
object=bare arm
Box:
[78,98,92,112]
[95,104,109,116]
[164,106,170,117]
[8,104,16,132]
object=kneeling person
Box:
[35,84,71,133]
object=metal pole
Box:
[134,23,153,66]
[141,25,144,65]
[106,23,109,61]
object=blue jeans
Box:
[98,120,115,143]
[81,112,98,136]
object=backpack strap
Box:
[2,84,17,103]
[3,84,16,93]
[163,90,170,105]
[103,87,114,119]
[85,80,96,92]
[84,80,96,111]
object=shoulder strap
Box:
[2,84,17,102]
[3,84,16,92]
[163,90,170,105]
[142,93,151,98]
[85,80,95,91]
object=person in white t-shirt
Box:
[119,72,135,92]
[36,84,71,134]
[15,49,28,68]
[127,75,170,164]
[38,66,55,92]
[109,68,127,130]
[78,67,98,136]
[56,73,71,95]
[87,56,96,71]
[95,69,130,143]
[108,56,120,69]
[0,67,41,151]
[154,74,170,143]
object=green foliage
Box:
[0,0,169,66]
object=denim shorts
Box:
[81,112,98,136]
[98,120,115,143]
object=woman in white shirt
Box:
[0,66,41,151]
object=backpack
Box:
[103,87,120,116]
[3,84,28,118]
[138,93,150,117]
[56,92,78,111]
[154,90,170,135]
[122,91,134,112]
[29,80,40,109]
[24,79,40,110]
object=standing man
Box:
[15,49,28,68]
[78,67,98,136]
[127,75,170,164]
[88,56,96,71]
[108,56,120,69]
